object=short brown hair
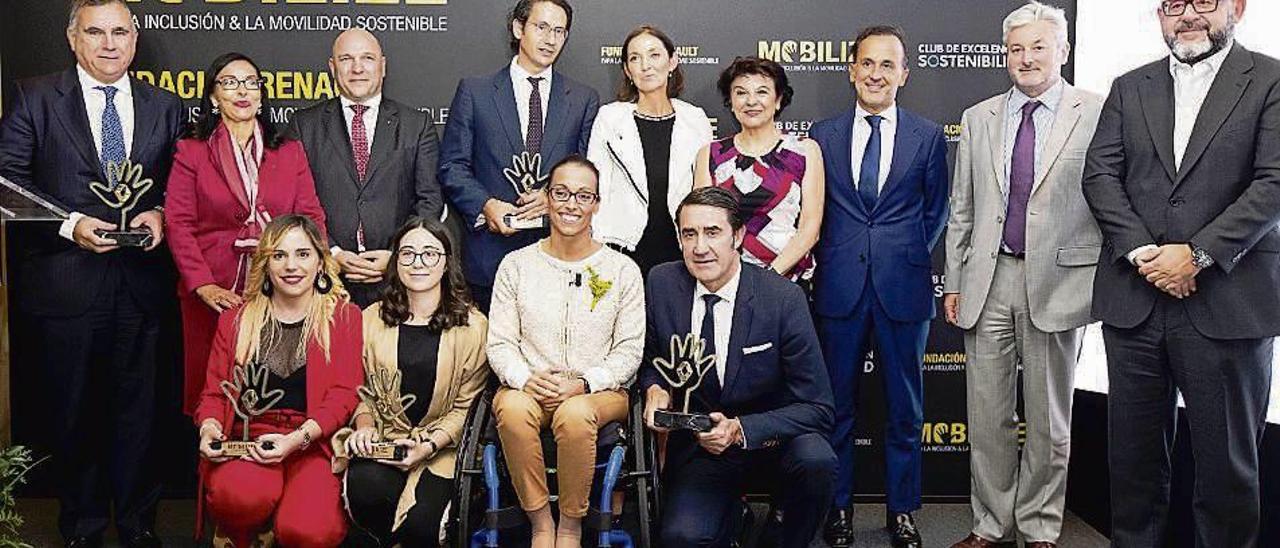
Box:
[716,56,794,116]
[615,25,685,102]
[677,186,743,232]
[853,25,909,63]
[509,0,574,52]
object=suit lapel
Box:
[423,324,457,426]
[53,70,102,176]
[1175,44,1252,187]
[877,112,923,214]
[363,100,400,185]
[1031,87,1083,196]
[323,99,361,186]
[1139,67,1177,183]
[539,73,570,159]
[720,264,755,398]
[987,97,1007,195]
[828,110,867,218]
[492,69,525,158]
[129,79,159,164]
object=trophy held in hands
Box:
[652,333,718,433]
[87,159,155,247]
[501,151,549,230]
[212,361,285,456]
[355,368,417,461]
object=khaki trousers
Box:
[492,387,629,517]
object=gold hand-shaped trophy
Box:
[653,333,718,432]
[501,151,548,230]
[354,368,417,460]
[87,159,155,247]
[212,361,285,456]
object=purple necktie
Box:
[1003,100,1040,255]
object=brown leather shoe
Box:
[950,533,1015,548]
[1025,543,1057,548]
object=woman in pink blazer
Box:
[166,52,327,414]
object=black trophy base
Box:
[358,442,409,461]
[95,228,153,247]
[210,439,275,456]
[654,410,713,432]
[503,214,547,231]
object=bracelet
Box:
[578,376,592,394]
[296,426,312,450]
[424,439,438,455]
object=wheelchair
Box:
[447,383,661,548]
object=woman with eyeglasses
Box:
[332,217,490,547]
[587,25,714,277]
[166,52,327,415]
[487,155,644,548]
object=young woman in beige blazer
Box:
[331,218,490,547]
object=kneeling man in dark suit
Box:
[640,186,836,548]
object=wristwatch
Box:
[1190,244,1215,269]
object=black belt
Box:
[998,250,1025,259]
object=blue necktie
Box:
[96,85,126,188]
[697,293,723,408]
[858,114,883,211]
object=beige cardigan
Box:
[331,303,490,531]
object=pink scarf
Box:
[209,122,269,294]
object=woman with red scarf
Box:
[166,52,326,415]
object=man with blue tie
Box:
[0,1,183,546]
[438,0,599,311]
[641,186,835,548]
[809,25,950,548]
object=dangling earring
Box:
[261,278,273,297]
[257,105,263,115]
[315,273,333,294]
[211,104,220,115]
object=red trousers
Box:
[204,411,347,547]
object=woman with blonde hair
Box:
[193,214,362,547]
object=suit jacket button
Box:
[1169,197,1184,207]
[990,252,997,259]
[996,216,1004,223]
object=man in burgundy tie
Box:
[942,3,1103,548]
[438,0,599,312]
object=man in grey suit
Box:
[943,3,1102,547]
[1083,0,1279,545]
[291,28,443,307]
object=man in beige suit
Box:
[942,3,1102,547]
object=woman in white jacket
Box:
[587,25,714,276]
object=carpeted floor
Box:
[17,498,1108,547]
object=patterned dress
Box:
[708,133,815,280]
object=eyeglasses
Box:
[397,248,444,268]
[548,186,599,204]
[529,21,568,40]
[215,75,263,91]
[1160,0,1219,16]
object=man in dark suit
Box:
[809,25,949,548]
[290,28,442,307]
[640,187,836,548]
[1083,1,1279,545]
[0,1,183,546]
[438,0,599,311]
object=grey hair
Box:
[1002,1,1070,49]
[67,0,133,32]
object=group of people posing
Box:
[1,0,1276,547]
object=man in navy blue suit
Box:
[809,25,950,548]
[0,1,183,546]
[640,187,835,548]
[438,0,599,311]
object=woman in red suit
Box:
[194,214,360,547]
[166,52,327,414]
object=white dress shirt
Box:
[509,56,552,142]
[340,93,382,156]
[60,66,136,241]
[1171,41,1232,169]
[1125,43,1233,264]
[849,103,897,192]
[691,264,742,384]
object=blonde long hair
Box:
[233,215,347,366]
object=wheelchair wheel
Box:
[450,385,493,548]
